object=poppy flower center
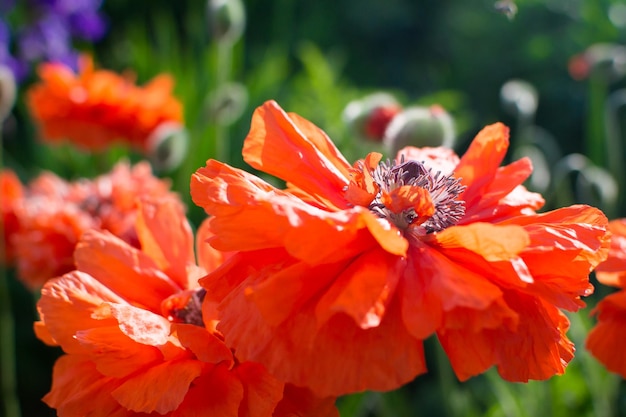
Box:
[161,288,206,326]
[369,159,465,233]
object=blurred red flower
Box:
[2,161,180,289]
[35,198,337,417]
[1,170,23,263]
[27,55,183,153]
[586,219,626,376]
[191,100,610,397]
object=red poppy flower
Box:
[1,170,24,263]
[586,219,626,376]
[190,100,610,397]
[5,161,180,289]
[35,198,337,416]
[27,55,183,153]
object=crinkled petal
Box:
[74,326,164,378]
[233,362,284,417]
[273,384,339,417]
[170,364,244,417]
[461,158,544,222]
[401,244,504,339]
[596,219,626,288]
[440,292,573,382]
[242,100,351,210]
[195,216,230,277]
[37,272,126,352]
[455,123,510,207]
[215,286,426,397]
[111,359,203,414]
[433,223,529,262]
[43,355,128,417]
[174,323,233,365]
[75,229,182,312]
[191,161,407,259]
[503,205,609,310]
[96,303,172,347]
[315,248,401,329]
[135,198,195,290]
[586,290,626,377]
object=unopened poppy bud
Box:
[207,0,246,45]
[383,105,455,154]
[568,43,626,82]
[500,79,538,118]
[0,65,16,122]
[205,82,248,126]
[343,92,402,142]
[494,0,517,20]
[146,122,189,172]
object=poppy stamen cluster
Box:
[161,288,207,326]
[366,157,466,233]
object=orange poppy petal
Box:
[462,158,544,223]
[401,244,504,339]
[455,123,510,206]
[434,223,529,262]
[442,292,573,382]
[111,359,204,414]
[43,355,127,417]
[273,384,339,417]
[247,258,348,326]
[92,303,172,347]
[75,229,183,312]
[135,198,195,290]
[596,219,626,288]
[586,290,626,377]
[314,248,401,329]
[242,100,351,210]
[74,325,164,378]
[217,287,426,397]
[233,362,284,417]
[504,205,609,310]
[192,160,406,260]
[174,323,234,365]
[37,272,126,352]
[195,217,230,274]
[170,363,244,417]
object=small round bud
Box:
[383,105,455,154]
[205,82,248,126]
[343,92,402,142]
[568,43,626,82]
[500,79,538,118]
[207,0,246,45]
[146,122,189,173]
[0,65,16,123]
[494,0,517,20]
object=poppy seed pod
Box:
[383,105,455,154]
[500,79,538,119]
[205,82,248,126]
[207,0,246,45]
[146,122,189,172]
[0,65,16,123]
[569,43,626,82]
[343,92,402,142]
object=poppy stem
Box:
[214,41,233,163]
[0,128,22,417]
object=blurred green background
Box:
[3,0,626,415]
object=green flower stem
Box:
[0,128,22,417]
[214,40,233,163]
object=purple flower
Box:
[18,14,72,62]
[69,10,107,40]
